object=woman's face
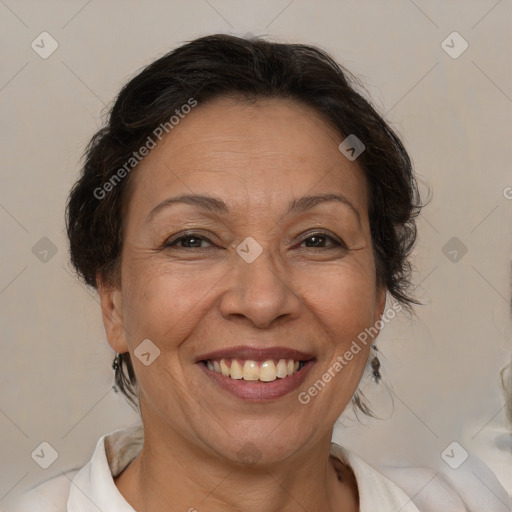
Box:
[100,96,386,464]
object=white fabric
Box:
[4,425,510,511]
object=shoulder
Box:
[331,443,470,512]
[4,425,144,512]
[380,466,470,512]
[375,460,510,512]
[381,455,512,512]
[3,469,79,512]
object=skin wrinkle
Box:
[146,191,362,229]
[98,96,385,512]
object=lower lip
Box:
[198,361,315,402]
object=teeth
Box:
[242,360,259,380]
[230,360,243,379]
[206,358,304,381]
[276,359,288,378]
[260,360,277,382]
[220,359,230,377]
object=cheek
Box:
[119,262,220,402]
[120,256,224,346]
[301,258,378,338]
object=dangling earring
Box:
[370,345,381,383]
[112,353,120,371]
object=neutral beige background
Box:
[1,0,511,505]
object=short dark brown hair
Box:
[66,34,422,410]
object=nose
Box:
[219,247,302,329]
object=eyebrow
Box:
[146,193,361,223]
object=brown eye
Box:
[164,233,214,249]
[300,232,345,249]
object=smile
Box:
[196,346,315,401]
[205,358,306,382]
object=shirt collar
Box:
[330,443,421,511]
[67,425,143,511]
[66,425,420,511]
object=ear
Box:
[97,274,129,353]
[372,285,387,335]
[375,286,387,322]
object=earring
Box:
[370,345,381,383]
[112,353,120,371]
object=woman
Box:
[7,34,495,511]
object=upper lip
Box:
[195,345,315,363]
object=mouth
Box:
[196,346,315,401]
[203,358,306,381]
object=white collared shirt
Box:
[4,425,509,511]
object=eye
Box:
[163,232,214,249]
[299,232,346,249]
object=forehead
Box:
[126,96,368,217]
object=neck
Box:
[114,417,358,512]
[115,404,358,512]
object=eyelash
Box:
[163,232,214,250]
[163,231,346,250]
